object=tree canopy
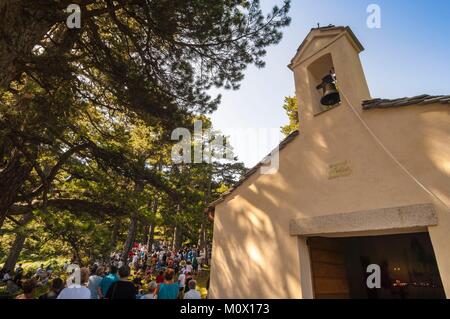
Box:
[280,95,299,136]
[0,0,290,268]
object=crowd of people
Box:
[0,242,208,299]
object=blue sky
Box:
[210,0,450,167]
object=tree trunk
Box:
[3,213,33,271]
[172,224,182,251]
[120,180,143,261]
[170,228,174,249]
[121,214,138,261]
[172,203,183,251]
[141,223,148,247]
[0,215,5,230]
[0,150,34,221]
[203,223,209,265]
[198,221,205,249]
[145,197,158,249]
[202,167,212,264]
[146,224,155,249]
[0,1,59,90]
[110,219,120,250]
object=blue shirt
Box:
[99,273,119,296]
[157,283,179,299]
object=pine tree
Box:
[281,96,299,136]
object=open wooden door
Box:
[308,237,350,299]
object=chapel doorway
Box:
[307,232,445,299]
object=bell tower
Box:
[288,26,371,120]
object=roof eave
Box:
[288,26,364,70]
[208,130,300,209]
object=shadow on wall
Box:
[210,133,335,299]
[210,103,450,299]
[416,107,450,200]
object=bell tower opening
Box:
[307,53,341,114]
[289,26,371,121]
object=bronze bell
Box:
[316,73,340,106]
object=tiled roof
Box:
[208,130,299,209]
[363,94,450,110]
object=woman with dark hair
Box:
[105,266,136,299]
[98,265,119,298]
[39,278,64,299]
[156,269,179,299]
[16,279,36,299]
[155,270,164,284]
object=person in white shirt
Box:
[57,267,91,299]
[3,271,11,282]
[140,281,157,299]
[185,261,193,274]
[178,271,186,291]
[184,280,201,299]
[132,254,139,270]
[36,264,46,279]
